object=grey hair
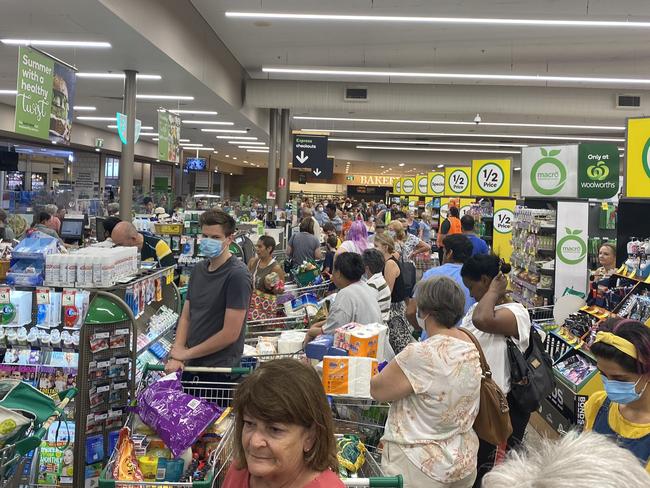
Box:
[107,203,120,215]
[483,431,650,488]
[416,276,465,328]
[44,204,58,215]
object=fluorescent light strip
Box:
[302,128,624,142]
[107,124,154,130]
[139,132,158,136]
[201,128,248,133]
[265,66,650,85]
[179,139,190,142]
[180,143,203,147]
[0,90,17,95]
[330,137,528,147]
[77,116,115,121]
[357,145,521,154]
[1,39,111,47]
[227,12,650,28]
[137,94,194,100]
[163,109,218,115]
[247,149,270,153]
[73,105,96,111]
[293,115,624,131]
[217,136,258,140]
[182,120,234,126]
[228,140,266,145]
[240,146,270,149]
[77,73,161,80]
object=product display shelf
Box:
[510,207,557,308]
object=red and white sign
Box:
[266,191,277,200]
[278,177,286,188]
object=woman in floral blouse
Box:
[371,276,481,487]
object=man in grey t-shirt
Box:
[167,209,252,374]
[305,252,382,343]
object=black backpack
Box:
[506,327,555,413]
[396,257,417,300]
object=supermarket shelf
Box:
[511,292,539,309]
[136,322,177,356]
[511,276,554,297]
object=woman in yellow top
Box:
[584,317,650,472]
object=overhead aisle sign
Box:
[577,143,619,199]
[401,177,416,196]
[416,175,428,196]
[625,117,650,198]
[472,159,511,197]
[293,134,328,172]
[428,171,445,196]
[522,145,578,198]
[310,157,334,179]
[158,109,181,163]
[492,199,516,263]
[393,179,402,195]
[444,167,472,197]
[555,201,589,299]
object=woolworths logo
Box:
[531,148,567,195]
[587,161,609,181]
[556,228,587,265]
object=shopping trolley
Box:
[99,364,250,488]
[242,329,308,368]
[0,387,77,487]
[246,313,309,338]
[283,279,333,299]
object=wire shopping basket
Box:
[99,364,250,488]
[0,387,77,487]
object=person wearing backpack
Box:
[374,233,413,354]
[459,255,532,488]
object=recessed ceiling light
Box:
[225,154,230,157]
[156,159,160,162]
[217,136,258,140]
[182,120,234,125]
[201,128,248,133]
[437,164,445,168]
[232,157,238,160]
[225,12,650,29]
[230,173,233,175]
[398,163,405,167]
[514,167,522,171]
[303,128,624,142]
[357,145,521,154]
[330,137,527,147]
[213,151,219,154]
[296,116,624,132]
[77,73,161,80]
[1,39,111,48]
[380,165,385,168]
[0,89,17,95]
[267,66,650,86]
[137,94,194,100]
[229,140,266,145]
[94,148,100,152]
[164,109,218,115]
[73,105,96,111]
[77,116,115,121]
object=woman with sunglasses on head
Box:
[584,317,650,472]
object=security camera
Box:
[473,113,482,124]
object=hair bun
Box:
[500,260,512,274]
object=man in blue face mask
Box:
[167,209,252,378]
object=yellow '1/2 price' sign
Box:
[444,167,472,196]
[472,159,511,197]
[625,117,650,198]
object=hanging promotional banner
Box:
[117,112,142,145]
[427,171,445,196]
[555,201,589,300]
[416,175,429,196]
[15,46,77,143]
[577,143,619,199]
[158,110,181,163]
[472,159,511,197]
[492,199,516,263]
[625,117,650,199]
[401,176,416,196]
[444,167,472,196]
[522,145,578,198]
[393,178,402,195]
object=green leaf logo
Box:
[530,148,567,195]
[556,229,587,265]
[586,160,609,181]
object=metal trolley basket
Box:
[0,388,77,487]
[99,364,249,488]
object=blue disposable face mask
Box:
[602,375,648,404]
[200,237,226,258]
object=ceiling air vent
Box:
[344,87,368,102]
[616,94,641,109]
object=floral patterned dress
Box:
[381,335,482,484]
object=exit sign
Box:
[346,176,354,181]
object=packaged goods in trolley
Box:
[0,380,77,486]
[242,329,308,368]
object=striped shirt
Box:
[366,272,391,323]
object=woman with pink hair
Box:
[336,220,372,256]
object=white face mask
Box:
[416,309,429,329]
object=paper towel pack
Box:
[322,356,378,398]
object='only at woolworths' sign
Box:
[577,143,619,199]
[522,145,578,198]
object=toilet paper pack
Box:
[334,323,390,361]
[322,356,378,398]
[277,331,306,355]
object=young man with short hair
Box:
[461,214,490,256]
[167,209,252,373]
[305,252,382,343]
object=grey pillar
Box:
[278,108,290,207]
[267,109,279,212]
[119,70,137,220]
[220,173,225,200]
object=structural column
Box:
[266,109,279,213]
[119,70,137,220]
[278,108,290,207]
